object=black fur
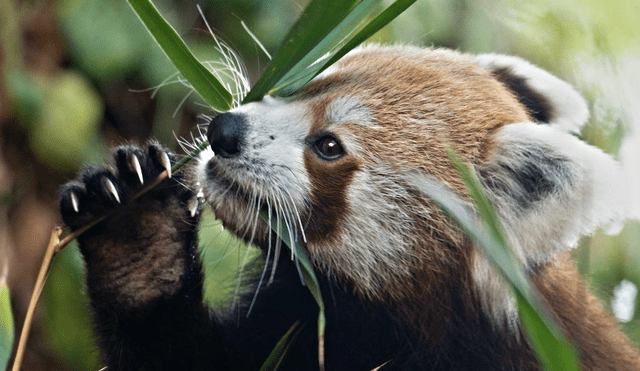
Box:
[478,143,573,211]
[59,144,541,370]
[491,67,555,124]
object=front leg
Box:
[58,142,218,371]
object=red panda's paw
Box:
[57,141,190,231]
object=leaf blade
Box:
[127,0,233,112]
[259,322,303,371]
[259,210,326,370]
[242,0,361,104]
[313,0,418,79]
[0,279,14,371]
[405,166,579,371]
[273,0,418,97]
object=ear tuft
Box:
[477,122,628,269]
[476,54,589,134]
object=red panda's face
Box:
[197,45,626,324]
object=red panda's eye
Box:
[315,136,344,160]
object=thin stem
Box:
[11,228,61,371]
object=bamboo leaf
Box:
[259,210,326,370]
[273,0,418,97]
[0,279,14,371]
[448,155,579,371]
[406,159,579,371]
[516,292,579,371]
[127,0,233,112]
[312,0,418,80]
[269,0,380,97]
[241,0,361,104]
[259,322,303,371]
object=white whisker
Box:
[284,188,307,244]
[241,20,271,60]
[128,71,181,97]
[232,190,260,312]
[268,200,283,285]
[173,90,195,118]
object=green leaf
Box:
[242,0,418,101]
[259,210,326,370]
[273,0,418,97]
[259,322,303,371]
[406,152,579,371]
[268,0,381,97]
[311,0,418,81]
[516,292,579,371]
[127,0,233,112]
[0,279,14,371]
[171,140,211,173]
[241,0,361,104]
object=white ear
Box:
[476,54,589,134]
[477,122,628,268]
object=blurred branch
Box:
[11,227,61,371]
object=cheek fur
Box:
[303,148,361,244]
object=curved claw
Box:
[104,178,121,204]
[131,154,144,185]
[70,191,80,213]
[160,151,172,179]
[187,197,198,218]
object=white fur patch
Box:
[309,165,415,295]
[325,95,377,128]
[197,96,312,238]
[475,54,589,133]
[490,122,628,264]
[472,122,629,327]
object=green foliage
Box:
[59,0,150,81]
[244,0,418,101]
[0,278,14,371]
[125,0,419,109]
[241,0,361,103]
[198,208,260,304]
[271,0,418,97]
[311,0,418,82]
[127,0,234,112]
[30,71,104,171]
[258,322,302,371]
[43,244,101,370]
[7,68,104,171]
[260,209,326,369]
[407,148,580,371]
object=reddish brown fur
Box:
[299,48,530,300]
[303,148,361,244]
[298,47,640,369]
[534,252,640,370]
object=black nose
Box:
[206,112,247,158]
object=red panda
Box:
[58,45,640,371]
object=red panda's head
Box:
[196,45,627,327]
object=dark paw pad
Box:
[58,142,183,230]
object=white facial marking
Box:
[309,167,414,293]
[325,95,377,128]
[197,96,312,241]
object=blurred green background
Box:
[1,0,639,369]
